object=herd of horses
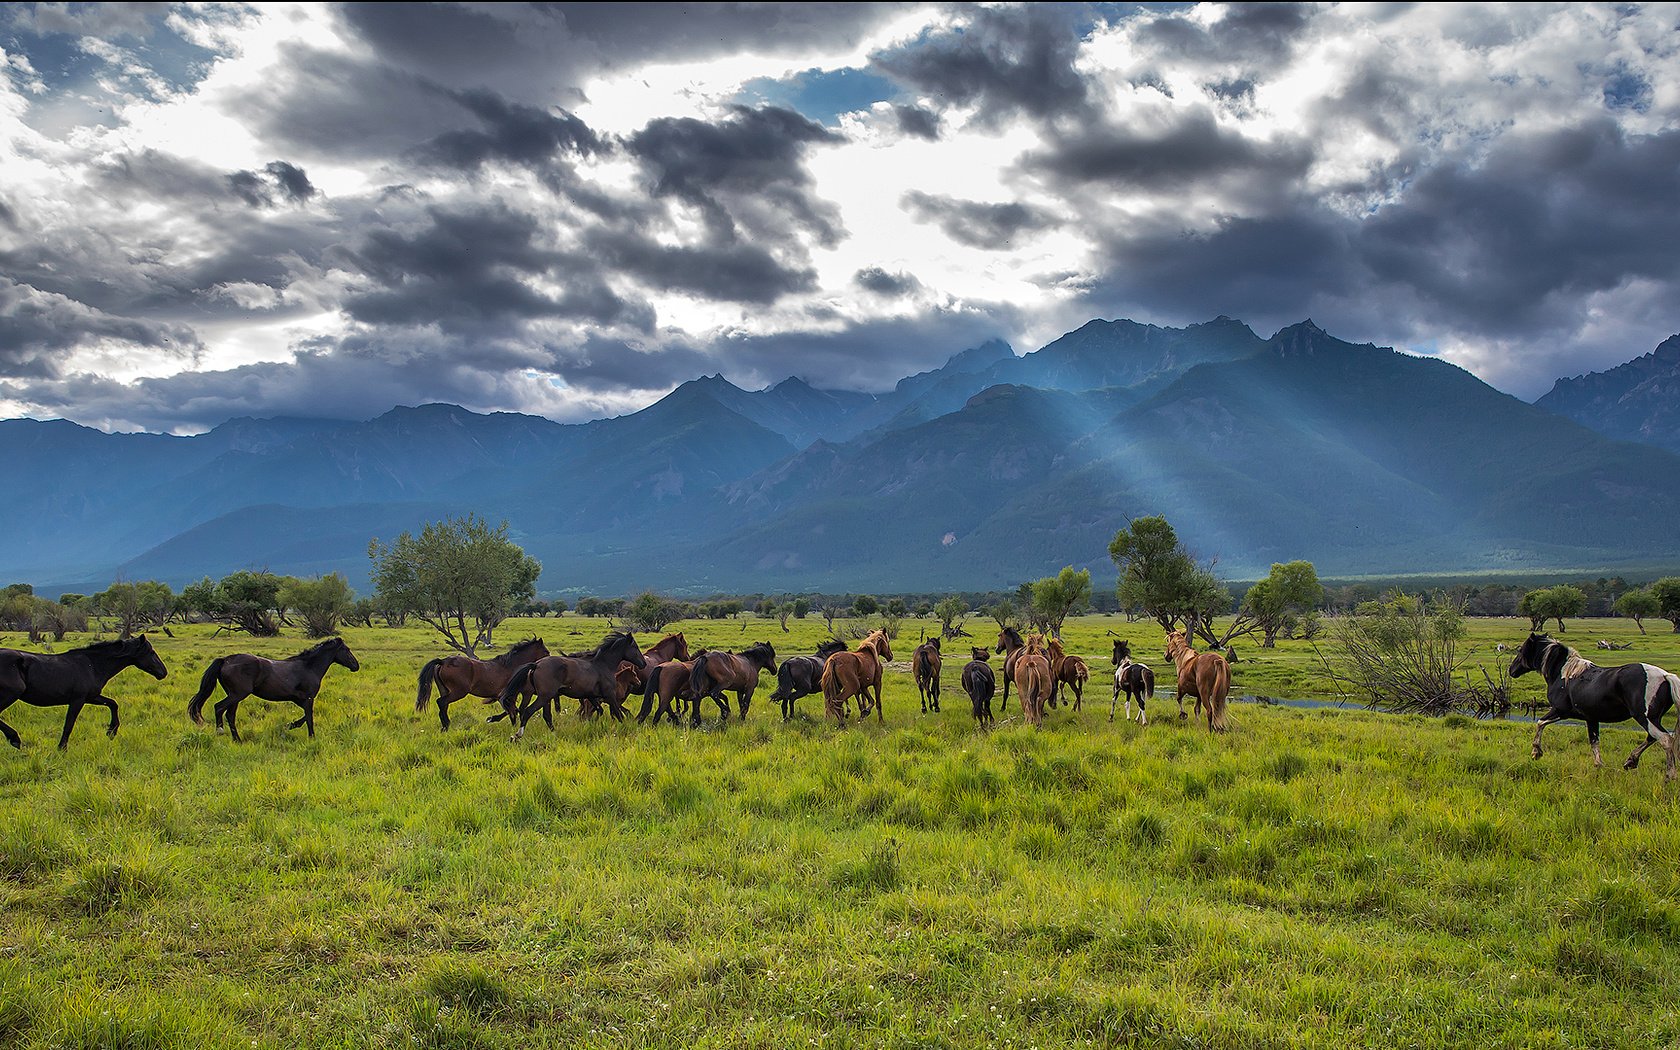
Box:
[0,627,1674,780]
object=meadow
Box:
[1,613,1677,1049]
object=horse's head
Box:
[1113,639,1131,664]
[668,632,690,661]
[815,639,847,660]
[1165,631,1189,662]
[609,631,647,668]
[331,638,361,672]
[866,630,893,662]
[928,637,941,652]
[131,635,169,680]
[970,647,990,663]
[745,640,776,672]
[1508,633,1550,678]
[996,626,1021,654]
[509,637,548,661]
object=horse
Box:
[500,632,646,737]
[1509,633,1678,778]
[626,632,692,691]
[961,647,996,727]
[1110,639,1157,725]
[822,629,892,725]
[770,639,846,720]
[188,637,359,743]
[415,637,549,730]
[0,636,168,750]
[913,637,943,714]
[995,626,1026,708]
[637,657,702,725]
[1046,638,1089,711]
[1165,630,1229,732]
[1013,636,1053,728]
[687,641,777,725]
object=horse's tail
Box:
[496,664,535,715]
[820,659,840,705]
[415,658,442,712]
[1143,666,1155,699]
[689,653,713,699]
[188,658,225,725]
[1074,658,1089,685]
[1208,658,1231,732]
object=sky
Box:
[0,2,1676,434]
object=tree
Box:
[1108,516,1230,643]
[188,571,283,637]
[368,515,541,656]
[1648,577,1680,633]
[1520,585,1587,633]
[988,599,1019,630]
[1027,567,1092,639]
[1616,588,1660,634]
[31,599,86,642]
[627,591,681,632]
[93,580,175,638]
[790,597,811,620]
[278,573,355,638]
[1241,561,1324,647]
[853,594,879,617]
[933,596,968,638]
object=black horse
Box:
[188,637,360,743]
[771,639,846,720]
[1509,633,1678,777]
[501,632,646,737]
[1110,639,1157,725]
[0,636,168,750]
[961,647,996,727]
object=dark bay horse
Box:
[1166,630,1229,732]
[688,641,777,725]
[188,637,359,743]
[961,647,996,727]
[638,656,702,725]
[0,636,168,750]
[501,632,645,736]
[913,637,942,714]
[822,630,892,725]
[771,639,846,720]
[1509,633,1678,778]
[415,637,549,730]
[996,626,1026,708]
[1046,638,1089,711]
[1110,639,1157,724]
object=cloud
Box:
[901,191,1057,251]
[892,103,940,140]
[1027,110,1313,190]
[854,267,922,296]
[0,277,198,378]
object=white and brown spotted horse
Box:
[1508,633,1678,779]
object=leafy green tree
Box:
[790,597,811,620]
[1027,567,1092,639]
[933,596,968,638]
[1242,561,1324,647]
[31,599,86,642]
[278,573,355,638]
[1109,516,1231,644]
[1520,585,1587,633]
[93,580,175,638]
[1649,577,1680,633]
[368,515,541,655]
[853,594,879,617]
[1614,588,1659,634]
[886,597,908,618]
[627,591,681,632]
[988,599,1018,630]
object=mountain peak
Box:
[1269,319,1349,357]
[942,338,1015,375]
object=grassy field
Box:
[1,613,1677,1048]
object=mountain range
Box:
[6,316,1680,595]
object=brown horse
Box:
[415,637,549,730]
[913,637,942,713]
[499,632,646,737]
[822,630,892,725]
[995,626,1026,708]
[188,637,360,743]
[1014,636,1052,728]
[1046,638,1089,711]
[961,647,996,727]
[627,632,692,690]
[687,641,777,724]
[1165,630,1230,732]
[637,657,701,725]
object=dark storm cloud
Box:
[264,161,317,203]
[892,103,941,140]
[560,334,715,388]
[1133,3,1311,66]
[901,191,1057,251]
[712,309,1018,392]
[854,267,922,297]
[1028,110,1314,189]
[0,277,197,378]
[583,227,816,304]
[628,104,843,246]
[872,5,1092,125]
[415,89,602,173]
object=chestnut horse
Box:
[188,637,359,743]
[687,641,777,724]
[500,632,646,737]
[913,637,942,713]
[1046,638,1089,711]
[626,632,692,692]
[822,630,892,725]
[1110,639,1157,724]
[0,636,168,750]
[1014,636,1052,728]
[961,647,996,727]
[995,626,1026,708]
[415,637,549,730]
[1165,630,1229,732]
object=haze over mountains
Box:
[7,317,1680,596]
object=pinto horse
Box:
[189,637,359,743]
[1110,639,1157,725]
[961,647,996,727]
[501,632,646,736]
[822,630,892,725]
[1165,630,1229,732]
[1014,636,1053,728]
[770,639,846,720]
[0,636,168,750]
[1046,638,1089,712]
[415,637,549,730]
[913,637,943,714]
[687,641,777,724]
[1509,633,1678,778]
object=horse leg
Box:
[0,697,18,749]
[225,697,245,744]
[93,694,120,738]
[737,689,752,721]
[1587,720,1602,768]
[57,702,86,750]
[1531,717,1562,759]
[1071,680,1082,713]
[932,677,940,713]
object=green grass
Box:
[0,614,1677,1048]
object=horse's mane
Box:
[1554,643,1593,679]
[594,631,636,656]
[504,636,544,656]
[288,637,345,661]
[999,625,1023,646]
[70,637,148,655]
[814,639,846,658]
